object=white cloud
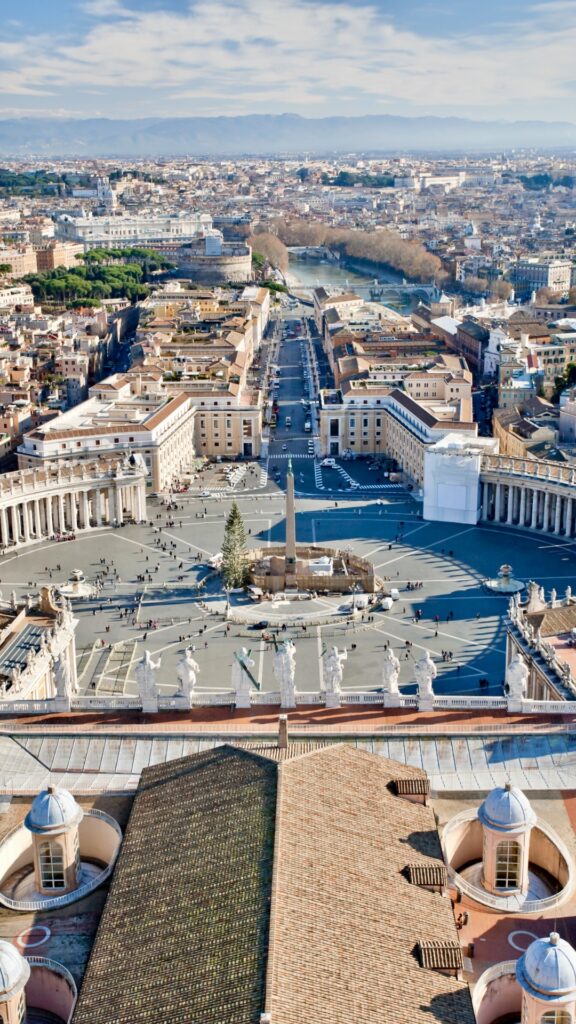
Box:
[1,0,576,119]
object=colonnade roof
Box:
[2,731,576,794]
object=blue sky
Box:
[1,0,575,121]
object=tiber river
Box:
[285,257,413,312]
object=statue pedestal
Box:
[418,696,434,712]
[325,693,341,709]
[235,692,252,709]
[141,695,158,714]
[383,692,402,708]
[507,696,526,713]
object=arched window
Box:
[38,841,65,889]
[540,1012,572,1024]
[495,839,521,889]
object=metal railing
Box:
[442,809,574,914]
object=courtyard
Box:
[0,482,574,701]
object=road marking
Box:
[370,612,505,653]
[369,623,491,677]
[374,526,476,570]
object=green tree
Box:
[221,501,249,589]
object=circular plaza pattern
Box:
[0,479,575,702]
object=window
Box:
[540,1013,572,1024]
[495,840,521,889]
[39,840,65,889]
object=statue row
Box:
[133,641,534,712]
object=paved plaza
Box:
[1,485,576,700]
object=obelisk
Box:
[285,457,297,574]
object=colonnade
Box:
[480,479,576,537]
[0,466,147,550]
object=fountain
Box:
[58,569,94,600]
[484,563,525,595]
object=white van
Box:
[389,588,400,601]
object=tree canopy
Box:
[221,501,249,589]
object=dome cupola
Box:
[25,785,83,836]
[478,783,537,833]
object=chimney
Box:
[278,715,288,750]
[260,1015,272,1024]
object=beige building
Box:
[17,374,195,493]
[319,376,477,486]
[313,287,363,332]
[35,241,85,272]
[191,386,262,459]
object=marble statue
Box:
[176,647,200,705]
[54,653,71,699]
[506,651,529,701]
[274,639,296,708]
[566,586,572,604]
[231,647,255,706]
[550,588,558,608]
[381,646,401,695]
[136,650,161,707]
[414,650,437,702]
[322,646,347,704]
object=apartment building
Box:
[511,258,573,295]
[18,374,196,492]
[35,241,85,271]
[319,367,477,486]
[188,384,262,459]
[312,287,363,332]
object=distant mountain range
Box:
[1,113,576,157]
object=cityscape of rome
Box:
[0,1,576,1022]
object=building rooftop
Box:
[72,744,475,1024]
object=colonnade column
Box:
[33,499,42,539]
[519,487,527,528]
[58,494,66,533]
[554,495,563,535]
[542,491,551,532]
[10,505,20,545]
[81,490,90,529]
[95,489,103,527]
[115,486,123,526]
[0,507,8,548]
[22,503,30,543]
[507,486,515,525]
[565,497,573,538]
[45,495,53,537]
[69,493,78,533]
[135,482,145,523]
[531,489,539,529]
[494,483,502,522]
[481,482,490,521]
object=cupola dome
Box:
[478,783,536,832]
[24,785,83,835]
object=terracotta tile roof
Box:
[526,603,576,637]
[72,744,474,1024]
[72,746,277,1024]
[418,940,463,972]
[265,745,474,1024]
[406,863,448,888]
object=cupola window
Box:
[495,839,521,889]
[39,840,65,889]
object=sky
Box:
[1,0,575,122]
